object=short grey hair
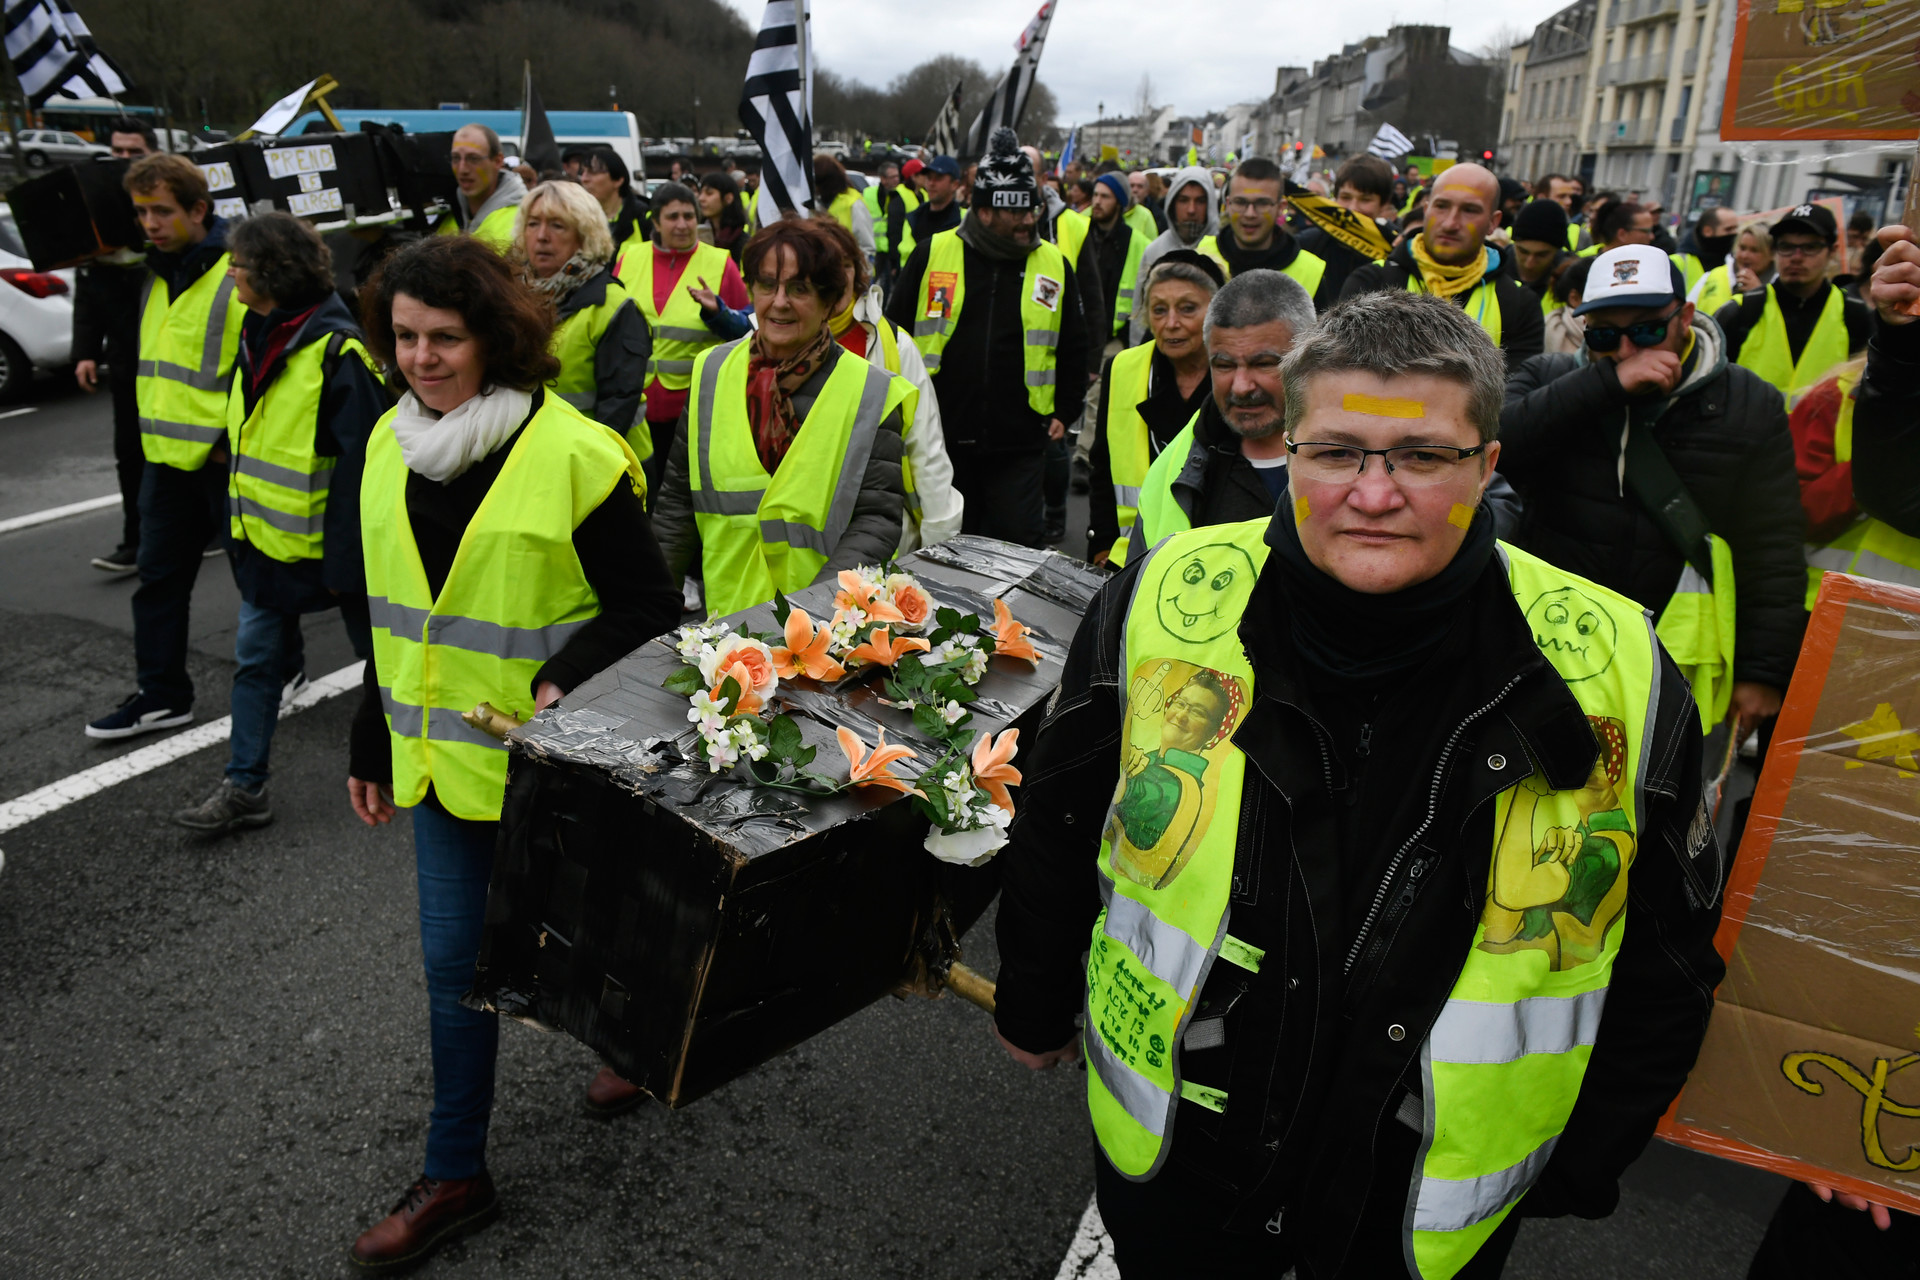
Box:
[1142,259,1219,304]
[1280,291,1506,443]
[1203,268,1317,345]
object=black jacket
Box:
[1850,313,1920,536]
[1339,240,1545,365]
[1714,279,1872,369]
[887,232,1088,452]
[1215,226,1340,312]
[71,254,145,367]
[1499,317,1807,689]
[1294,227,1374,310]
[995,519,1723,1273]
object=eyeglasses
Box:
[1225,197,1278,214]
[1773,240,1830,258]
[1582,306,1679,353]
[1285,438,1487,487]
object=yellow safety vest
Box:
[433,200,520,251]
[1692,264,1737,319]
[621,239,734,393]
[828,188,861,238]
[1103,344,1157,564]
[1116,412,1202,566]
[1656,536,1737,732]
[1736,285,1853,401]
[1123,202,1157,244]
[1673,252,1706,293]
[911,229,1067,417]
[225,332,379,563]
[687,339,914,617]
[1408,274,1504,348]
[1804,371,1920,603]
[1056,207,1090,268]
[549,270,652,463]
[1195,234,1327,299]
[864,183,921,259]
[1087,523,1657,1280]
[843,311,926,532]
[363,392,643,821]
[136,257,242,470]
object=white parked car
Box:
[0,208,73,397]
[7,129,109,169]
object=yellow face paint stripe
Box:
[1342,393,1426,419]
[1294,495,1311,526]
[1448,502,1476,530]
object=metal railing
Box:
[1603,51,1673,84]
[1682,45,1698,75]
[1604,118,1657,145]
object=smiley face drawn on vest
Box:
[1525,586,1618,681]
[1157,542,1258,644]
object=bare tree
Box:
[1474,23,1532,63]
[1133,72,1154,124]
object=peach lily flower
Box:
[992,597,1040,663]
[846,626,931,668]
[970,728,1022,813]
[770,606,846,682]
[710,659,766,716]
[835,726,924,797]
[835,569,904,624]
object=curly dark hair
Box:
[741,219,849,313]
[228,212,334,311]
[810,214,869,297]
[361,236,559,391]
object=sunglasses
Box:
[1583,306,1680,353]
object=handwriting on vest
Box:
[1092,938,1170,1073]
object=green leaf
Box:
[934,607,966,632]
[767,713,805,761]
[716,674,743,716]
[913,702,948,740]
[772,589,792,627]
[792,743,816,768]
[663,664,705,695]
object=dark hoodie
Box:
[145,214,231,302]
[227,292,393,611]
[1214,226,1338,312]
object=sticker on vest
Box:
[1155,541,1259,643]
[1524,585,1619,681]
[1031,274,1063,312]
[1106,658,1247,889]
[1479,714,1636,971]
[926,271,958,320]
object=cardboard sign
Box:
[1657,572,1920,1213]
[925,270,958,320]
[1723,0,1920,140]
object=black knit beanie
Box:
[1512,198,1570,246]
[973,127,1037,211]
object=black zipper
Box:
[1339,673,1524,977]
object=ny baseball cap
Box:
[925,155,961,179]
[1770,202,1837,244]
[1574,245,1687,316]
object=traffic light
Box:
[1482,150,1494,160]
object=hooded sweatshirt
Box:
[457,168,527,234]
[1132,165,1219,345]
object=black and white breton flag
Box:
[1367,122,1415,160]
[924,79,962,159]
[962,0,1055,163]
[738,0,813,217]
[4,0,126,109]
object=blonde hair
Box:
[1736,219,1773,258]
[515,180,614,267]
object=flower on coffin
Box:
[885,573,933,631]
[846,625,931,669]
[970,728,1021,813]
[835,725,924,797]
[835,568,904,624]
[770,606,846,682]
[992,597,1039,663]
[699,634,779,703]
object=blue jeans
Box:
[132,462,225,707]
[225,595,369,790]
[412,802,500,1181]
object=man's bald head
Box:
[1421,163,1502,267]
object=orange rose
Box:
[892,582,932,630]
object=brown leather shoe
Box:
[585,1065,648,1118]
[349,1172,498,1272]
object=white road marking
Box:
[1054,1194,1118,1279]
[0,405,39,419]
[0,492,120,536]
[0,660,364,840]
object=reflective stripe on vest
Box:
[1113,226,1149,329]
[1655,536,1737,732]
[1408,273,1503,347]
[137,261,242,470]
[860,315,925,523]
[623,240,733,392]
[1104,344,1156,563]
[912,230,1067,415]
[1804,371,1920,604]
[689,339,913,616]
[1083,524,1657,1280]
[361,394,642,820]
[1737,284,1851,401]
[1115,413,1200,567]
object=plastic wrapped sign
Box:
[193,145,248,223]
[1658,571,1920,1213]
[1722,0,1920,140]
[233,133,389,223]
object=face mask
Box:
[1695,230,1735,262]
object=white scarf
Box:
[388,386,533,484]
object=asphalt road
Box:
[0,374,1790,1279]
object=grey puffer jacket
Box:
[652,341,907,590]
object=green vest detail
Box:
[828,188,862,241]
[226,333,379,563]
[1123,203,1157,244]
[1056,207,1090,267]
[1086,523,1658,1280]
[363,394,643,822]
[1804,372,1920,603]
[855,313,926,526]
[621,239,734,393]
[1655,536,1737,732]
[1692,264,1736,319]
[1407,274,1504,348]
[1111,225,1151,334]
[688,339,914,617]
[1194,234,1327,298]
[864,184,918,258]
[434,200,521,251]
[1673,253,1705,293]
[1117,413,1200,566]
[1565,224,1583,253]
[911,230,1068,416]
[550,274,652,464]
[136,258,243,470]
[1103,344,1156,564]
[1737,284,1852,400]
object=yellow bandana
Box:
[1409,233,1488,302]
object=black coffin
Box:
[6,157,137,269]
[467,537,1105,1107]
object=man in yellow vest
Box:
[1510,198,1573,318]
[1502,245,1808,737]
[863,159,919,299]
[1716,203,1870,401]
[433,125,527,250]
[86,154,248,741]
[1673,205,1739,297]
[886,128,1088,547]
[994,289,1723,1278]
[1339,162,1545,364]
[1196,157,1334,310]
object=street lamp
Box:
[1097,101,1104,155]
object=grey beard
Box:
[1224,397,1282,439]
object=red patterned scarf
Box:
[745,323,836,473]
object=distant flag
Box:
[962,1,1055,162]
[1367,122,1415,160]
[738,0,814,217]
[925,78,962,158]
[1056,124,1076,176]
[4,0,127,108]
[519,61,561,174]
[244,77,318,138]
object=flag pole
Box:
[795,0,813,173]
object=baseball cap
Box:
[900,157,924,179]
[1573,245,1687,316]
[1770,202,1837,244]
[926,155,961,179]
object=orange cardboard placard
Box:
[1722,0,1920,140]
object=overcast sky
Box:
[720,0,1550,127]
